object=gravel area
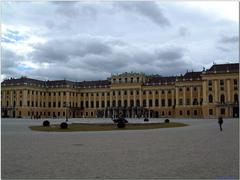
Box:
[1,118,239,179]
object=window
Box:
[193,87,197,91]
[162,111,165,116]
[119,78,122,83]
[130,91,133,95]
[58,102,61,107]
[208,95,213,103]
[220,80,224,86]
[131,78,133,83]
[149,91,152,95]
[20,101,22,106]
[155,99,159,107]
[186,98,190,105]
[220,87,224,91]
[208,80,212,86]
[168,111,171,116]
[179,88,182,92]
[149,99,152,107]
[124,91,127,95]
[48,92,51,96]
[209,87,212,91]
[96,101,99,108]
[53,102,56,107]
[221,108,225,115]
[86,101,89,108]
[63,92,66,96]
[220,94,225,104]
[143,100,146,107]
[186,87,190,91]
[136,99,140,106]
[168,99,172,106]
[179,110,183,115]
[143,91,146,95]
[112,100,116,107]
[59,92,61,96]
[168,90,171,94]
[91,101,94,108]
[58,112,60,116]
[234,79,238,85]
[155,91,158,94]
[136,91,139,95]
[48,102,51,107]
[194,110,197,116]
[118,91,121,96]
[101,101,104,108]
[161,99,165,107]
[130,100,134,107]
[234,94,238,104]
[125,78,127,83]
[118,100,121,107]
[209,109,213,115]
[179,99,183,105]
[187,110,190,116]
[162,90,164,94]
[113,91,115,96]
[137,77,139,83]
[193,98,198,105]
[124,100,127,107]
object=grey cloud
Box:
[178,26,189,37]
[219,35,239,44]
[156,47,185,61]
[115,1,170,27]
[217,46,230,52]
[55,2,97,19]
[31,37,112,63]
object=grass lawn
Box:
[29,122,188,132]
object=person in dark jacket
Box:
[218,117,223,131]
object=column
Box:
[202,81,206,104]
[197,86,200,105]
[227,79,231,102]
[94,93,96,108]
[146,91,149,108]
[214,80,218,102]
[127,90,130,107]
[110,91,112,107]
[165,90,168,107]
[152,90,155,108]
[171,89,174,106]
[133,90,136,107]
[140,89,142,106]
[159,90,161,107]
[23,90,27,106]
[83,93,86,107]
[176,87,179,107]
[121,90,124,107]
[190,86,193,105]
[183,87,186,105]
[104,92,107,108]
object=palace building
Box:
[1,63,239,119]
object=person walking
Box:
[218,117,223,131]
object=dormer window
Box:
[119,78,122,83]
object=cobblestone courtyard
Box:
[1,118,239,179]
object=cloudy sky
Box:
[1,1,239,81]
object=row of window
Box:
[208,79,238,86]
[208,108,226,115]
[208,94,238,103]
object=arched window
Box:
[118,100,121,107]
[220,94,225,104]
[234,94,238,104]
[136,100,140,106]
[208,95,213,103]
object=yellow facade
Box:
[1,63,239,119]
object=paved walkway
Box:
[1,118,239,179]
